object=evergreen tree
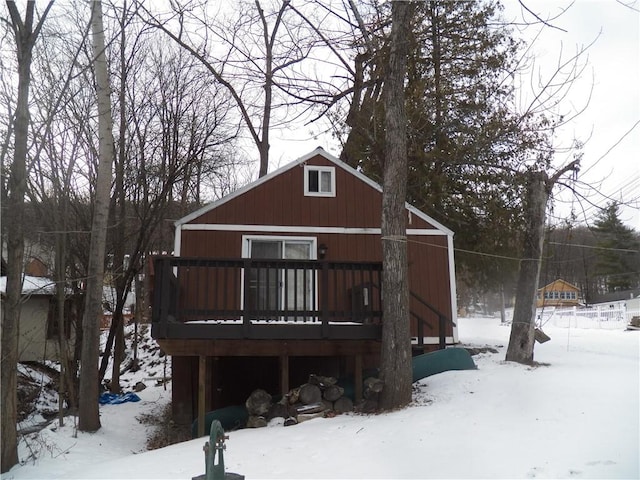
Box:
[340,0,553,297]
[592,202,640,293]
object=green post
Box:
[193,419,244,480]
[205,420,226,480]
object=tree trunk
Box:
[78,0,115,432]
[110,317,124,393]
[505,171,549,364]
[109,1,129,394]
[378,1,413,411]
[0,52,27,475]
[56,240,72,424]
[2,1,53,472]
[500,283,506,324]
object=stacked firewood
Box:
[360,376,384,413]
[245,374,384,428]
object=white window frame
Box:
[240,235,319,320]
[304,165,336,197]
[241,235,318,260]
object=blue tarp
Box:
[99,392,141,405]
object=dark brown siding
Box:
[178,154,453,337]
[185,155,438,230]
[167,153,455,424]
[179,232,452,336]
[407,235,453,335]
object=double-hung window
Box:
[304,165,335,197]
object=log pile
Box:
[244,373,384,428]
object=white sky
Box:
[504,0,640,229]
[267,0,640,230]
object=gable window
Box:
[304,165,335,197]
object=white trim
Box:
[448,235,459,343]
[174,225,182,256]
[241,235,318,318]
[304,165,336,197]
[181,223,446,236]
[412,337,457,345]
[241,234,318,260]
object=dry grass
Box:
[139,403,192,451]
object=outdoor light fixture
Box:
[318,244,328,259]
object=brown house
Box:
[151,147,458,429]
[536,279,582,307]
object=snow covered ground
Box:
[3,316,638,479]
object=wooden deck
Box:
[151,256,384,344]
[150,256,454,431]
[151,256,452,352]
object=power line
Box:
[401,237,639,263]
[580,119,640,177]
[547,241,638,253]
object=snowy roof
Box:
[0,275,56,296]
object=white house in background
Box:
[0,276,76,362]
[590,288,640,313]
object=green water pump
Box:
[193,420,244,480]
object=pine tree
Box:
[592,202,640,293]
[340,0,550,296]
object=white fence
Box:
[538,305,639,330]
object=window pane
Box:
[284,242,310,260]
[251,241,281,259]
[320,171,331,192]
[308,170,319,192]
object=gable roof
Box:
[175,147,454,236]
[0,275,56,296]
[538,279,580,292]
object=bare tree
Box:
[25,3,99,422]
[78,0,114,432]
[107,0,134,395]
[97,30,239,387]
[1,0,54,472]
[139,0,318,176]
[506,159,580,364]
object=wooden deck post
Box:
[197,355,206,437]
[354,354,363,402]
[321,260,329,338]
[280,354,289,396]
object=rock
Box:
[134,381,147,392]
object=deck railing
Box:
[152,256,383,340]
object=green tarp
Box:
[412,347,477,382]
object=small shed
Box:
[0,276,75,362]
